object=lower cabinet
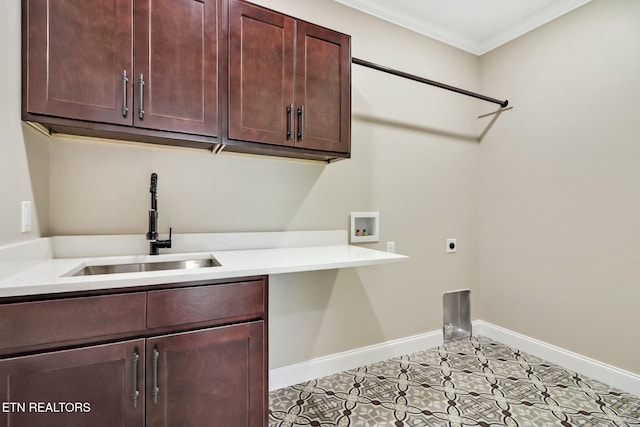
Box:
[0,339,144,427]
[147,322,265,427]
[0,277,268,427]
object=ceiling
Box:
[333,0,592,55]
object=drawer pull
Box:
[138,74,145,120]
[287,104,294,140]
[152,347,160,404]
[131,351,140,408]
[297,105,305,141]
[121,70,129,117]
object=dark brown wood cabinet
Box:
[134,0,219,136]
[227,0,351,156]
[146,322,265,427]
[0,277,268,427]
[0,339,145,427]
[227,0,295,147]
[22,0,351,160]
[294,22,351,153]
[23,0,133,126]
[23,0,220,145]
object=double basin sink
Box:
[71,256,221,277]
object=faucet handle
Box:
[162,227,172,249]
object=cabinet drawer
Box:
[147,280,265,329]
[0,293,146,354]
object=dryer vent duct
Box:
[443,289,471,342]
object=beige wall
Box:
[478,0,640,373]
[2,0,481,369]
[0,3,49,244]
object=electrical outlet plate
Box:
[21,201,31,233]
[386,241,395,253]
[446,238,457,253]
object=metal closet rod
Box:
[352,57,509,108]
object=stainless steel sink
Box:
[71,257,221,276]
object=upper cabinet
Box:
[294,21,351,154]
[134,0,218,136]
[23,0,219,142]
[23,0,134,126]
[227,0,295,147]
[22,0,351,161]
[227,0,351,157]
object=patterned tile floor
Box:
[269,336,640,427]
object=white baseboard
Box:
[473,320,640,398]
[269,330,442,391]
[270,321,640,398]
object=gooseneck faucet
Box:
[146,173,172,255]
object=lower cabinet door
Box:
[0,339,145,427]
[146,321,265,427]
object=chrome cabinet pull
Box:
[297,106,305,141]
[287,104,294,140]
[121,70,129,117]
[152,347,159,404]
[131,351,140,408]
[138,74,145,120]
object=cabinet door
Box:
[295,22,351,153]
[134,0,219,136]
[228,0,295,146]
[146,321,265,427]
[0,339,144,427]
[23,0,133,125]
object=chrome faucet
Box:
[146,173,172,255]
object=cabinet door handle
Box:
[287,104,294,140]
[121,70,129,117]
[131,351,140,408]
[152,347,160,404]
[297,106,305,141]
[138,74,145,120]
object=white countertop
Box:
[0,232,408,298]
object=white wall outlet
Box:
[386,241,395,253]
[21,201,32,233]
[446,238,457,253]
